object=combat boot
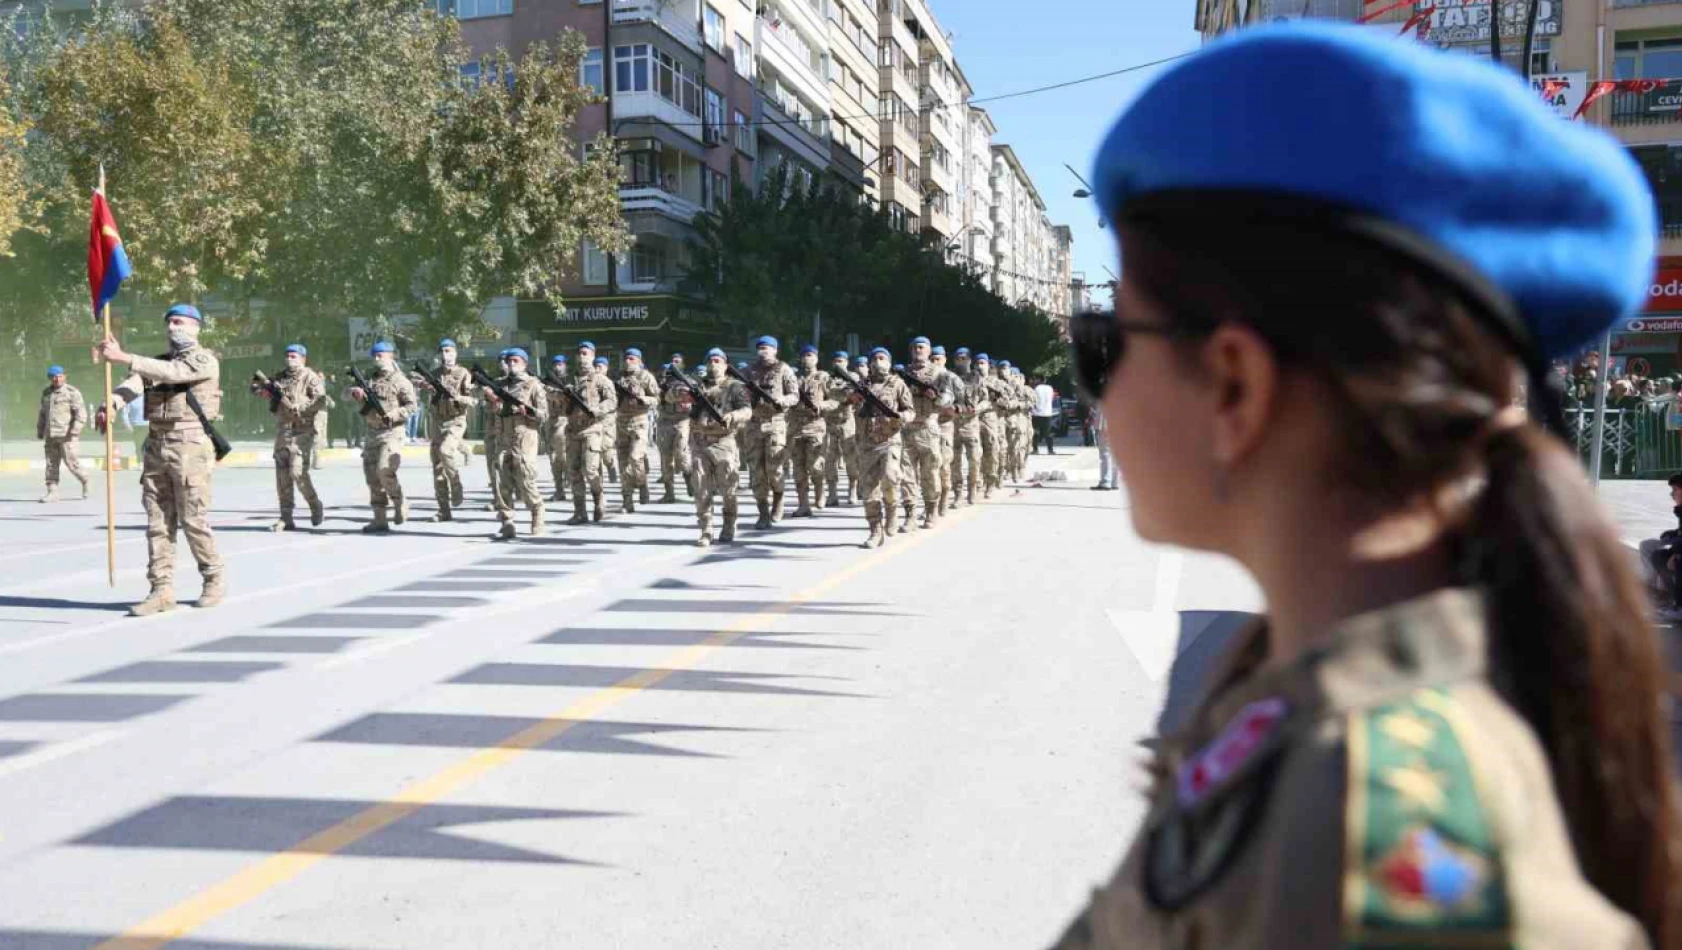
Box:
[639,483,650,506]
[393,497,409,525]
[432,507,453,523]
[451,482,465,507]
[921,505,939,530]
[270,514,296,532]
[883,505,898,540]
[492,521,517,541]
[309,499,325,526]
[718,520,736,544]
[362,507,391,534]
[198,574,227,609]
[38,486,59,504]
[684,472,697,499]
[623,488,636,515]
[900,504,914,534]
[771,489,785,522]
[78,476,90,500]
[659,487,676,505]
[753,501,772,531]
[530,509,546,537]
[696,530,712,548]
[566,498,588,526]
[592,490,605,523]
[130,587,176,617]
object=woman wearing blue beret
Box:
[1058,22,1677,950]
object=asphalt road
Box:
[0,447,1261,950]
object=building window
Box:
[734,34,753,77]
[704,87,725,142]
[706,169,729,210]
[458,62,481,86]
[704,5,726,53]
[581,47,604,94]
[1616,37,1682,80]
[1529,36,1552,76]
[733,109,755,155]
[615,45,700,115]
[582,240,609,285]
[437,0,512,18]
[625,243,663,283]
[615,44,650,93]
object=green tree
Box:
[0,75,32,258]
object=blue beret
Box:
[911,336,930,347]
[893,363,905,371]
[577,340,596,351]
[594,357,609,367]
[799,344,818,355]
[552,353,568,364]
[755,336,778,349]
[669,351,684,359]
[833,351,849,360]
[438,338,457,350]
[975,353,991,363]
[1093,21,1655,362]
[955,347,971,356]
[285,344,307,357]
[625,347,643,359]
[506,347,530,363]
[47,364,63,377]
[164,303,202,323]
[998,360,1012,368]
[855,355,868,364]
[931,345,946,356]
[706,347,726,359]
[870,347,890,358]
[370,341,395,356]
[736,361,748,368]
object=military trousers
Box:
[546,420,569,501]
[694,436,741,534]
[616,414,651,498]
[979,417,1003,491]
[361,427,406,512]
[141,437,223,590]
[906,425,944,515]
[656,418,691,493]
[856,437,902,529]
[938,422,955,506]
[953,427,983,500]
[483,430,504,509]
[496,427,543,524]
[789,423,827,509]
[744,417,789,506]
[566,429,607,501]
[44,435,86,488]
[824,423,856,502]
[430,416,466,509]
[274,430,321,516]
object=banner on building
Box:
[1417,0,1560,44]
[1531,72,1587,119]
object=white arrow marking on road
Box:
[1109,550,1185,682]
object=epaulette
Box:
[1343,688,1511,945]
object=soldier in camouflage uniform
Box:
[975,354,1012,497]
[687,348,754,547]
[892,363,920,532]
[257,343,325,531]
[481,351,511,511]
[593,357,619,485]
[410,338,476,522]
[849,347,915,549]
[346,341,416,534]
[740,336,800,530]
[785,344,838,518]
[949,347,989,507]
[900,338,954,529]
[822,351,859,508]
[655,353,696,503]
[929,346,959,517]
[96,304,226,616]
[851,355,869,501]
[543,354,571,503]
[1013,367,1036,480]
[564,342,618,524]
[996,360,1023,484]
[481,347,547,540]
[36,364,88,503]
[613,348,660,513]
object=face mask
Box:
[375,356,394,372]
[509,363,527,377]
[870,361,889,380]
[757,349,775,364]
[168,328,195,351]
[707,362,725,380]
[441,351,457,366]
[801,357,817,371]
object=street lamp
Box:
[1064,163,1104,229]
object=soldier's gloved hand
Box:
[349,387,367,402]
[94,407,109,434]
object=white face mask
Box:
[707,361,725,380]
[440,350,457,366]
[168,328,196,351]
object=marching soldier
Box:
[929,346,959,518]
[851,354,869,502]
[892,362,920,532]
[787,344,838,518]
[1013,367,1036,480]
[688,348,753,547]
[595,356,620,486]
[256,343,325,531]
[410,338,476,522]
[902,338,954,529]
[36,364,88,503]
[482,347,547,540]
[950,347,989,507]
[742,336,799,530]
[822,351,859,508]
[544,354,571,503]
[94,303,225,616]
[974,354,1009,498]
[613,348,660,513]
[564,342,618,524]
[655,353,696,503]
[996,360,1023,484]
[849,347,914,548]
[346,341,416,534]
[736,361,752,472]
[312,389,331,471]
[481,350,511,512]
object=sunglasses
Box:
[1069,311,1205,402]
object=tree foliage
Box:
[0,0,629,347]
[687,164,1065,374]
[0,75,33,258]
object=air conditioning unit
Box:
[703,124,724,146]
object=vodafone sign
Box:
[1648,269,1682,313]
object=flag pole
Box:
[103,299,115,587]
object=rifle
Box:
[469,364,537,418]
[895,366,940,398]
[345,365,382,416]
[843,371,901,420]
[250,370,283,413]
[725,364,780,406]
[664,366,727,426]
[537,369,590,415]
[410,361,448,406]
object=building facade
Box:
[957,105,998,280]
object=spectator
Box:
[1640,473,1682,623]
[1089,407,1118,491]
[1030,376,1058,454]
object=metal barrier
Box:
[1566,406,1682,478]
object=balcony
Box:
[758,15,830,112]
[767,0,827,48]
[1613,0,1682,6]
[612,0,702,53]
[614,90,705,144]
[1611,88,1682,126]
[620,184,704,224]
[757,90,830,169]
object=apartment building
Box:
[990,144,1045,308]
[1198,0,1682,375]
[825,0,882,199]
[753,0,832,194]
[877,0,925,231]
[957,104,997,278]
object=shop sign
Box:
[219,342,274,361]
[1418,0,1560,45]
[1530,73,1587,120]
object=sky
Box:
[934,0,1202,310]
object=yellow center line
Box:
[94,505,978,950]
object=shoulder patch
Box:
[1177,696,1289,808]
[1343,688,1510,947]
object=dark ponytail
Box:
[1121,213,1682,949]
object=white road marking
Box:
[1109,549,1187,682]
[0,729,123,780]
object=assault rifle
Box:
[843,371,900,420]
[250,370,283,413]
[725,364,780,406]
[345,365,382,416]
[895,366,940,398]
[410,361,448,405]
[664,366,726,426]
[537,369,590,415]
[469,364,537,418]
